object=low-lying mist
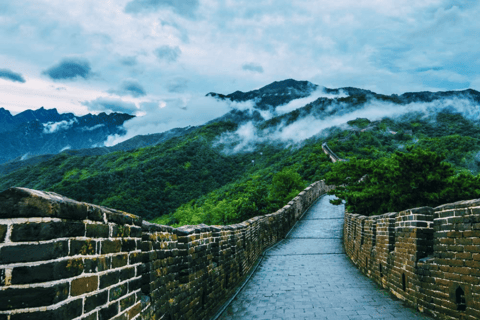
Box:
[215,97,480,154]
[103,87,344,147]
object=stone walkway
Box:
[218,195,432,320]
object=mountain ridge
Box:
[2,79,480,224]
[0,107,134,163]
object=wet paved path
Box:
[218,195,431,320]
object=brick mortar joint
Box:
[0,264,143,290]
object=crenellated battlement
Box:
[344,200,480,320]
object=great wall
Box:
[0,181,331,319]
[0,144,479,319]
[344,201,480,319]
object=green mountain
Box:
[2,80,480,224]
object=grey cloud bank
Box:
[154,45,181,63]
[110,80,147,97]
[43,58,92,80]
[0,69,26,83]
[242,63,264,73]
[2,0,480,133]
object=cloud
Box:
[80,124,105,131]
[216,96,480,154]
[0,68,26,83]
[273,88,347,118]
[154,45,181,63]
[82,97,138,114]
[119,56,138,66]
[167,78,188,93]
[43,58,93,80]
[110,80,147,97]
[43,119,77,134]
[221,87,347,122]
[125,0,199,18]
[242,63,264,73]
[103,94,240,146]
[3,0,480,120]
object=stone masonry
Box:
[0,181,332,320]
[219,195,431,320]
[345,200,480,320]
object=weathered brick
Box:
[11,258,84,284]
[100,270,120,289]
[129,252,147,264]
[121,239,136,252]
[113,225,131,238]
[71,276,98,296]
[130,226,142,238]
[112,254,128,269]
[109,283,128,301]
[86,224,109,238]
[101,240,122,254]
[84,256,111,273]
[127,302,142,318]
[10,222,85,242]
[98,301,119,320]
[129,277,143,292]
[0,241,68,264]
[119,293,136,311]
[465,245,480,253]
[85,290,108,313]
[0,282,69,310]
[9,298,82,320]
[70,239,97,255]
[119,267,135,281]
[0,225,7,242]
[87,205,104,222]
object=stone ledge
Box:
[0,187,141,226]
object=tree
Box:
[268,167,305,209]
[325,147,480,215]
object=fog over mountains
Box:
[3,79,480,169]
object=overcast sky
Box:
[1,0,478,123]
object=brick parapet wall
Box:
[0,181,332,320]
[344,200,480,320]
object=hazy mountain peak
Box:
[257,79,317,92]
[0,107,134,163]
[207,79,319,110]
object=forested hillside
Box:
[3,81,480,224]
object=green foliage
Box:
[268,167,305,208]
[347,118,371,129]
[325,148,480,215]
[4,102,480,224]
[160,167,306,226]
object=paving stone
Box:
[218,195,432,320]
